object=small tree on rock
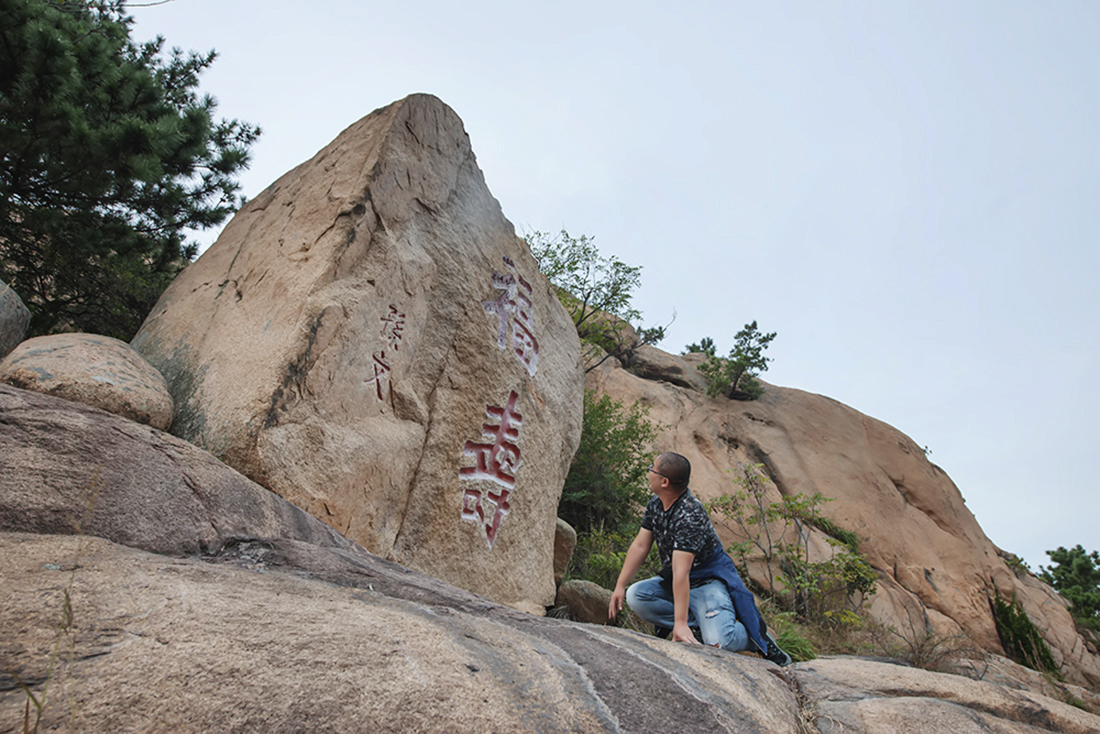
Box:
[527,230,666,371]
[1040,545,1100,632]
[697,321,777,400]
[683,337,716,356]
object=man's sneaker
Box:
[761,631,792,667]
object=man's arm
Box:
[670,549,700,644]
[608,528,655,620]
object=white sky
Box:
[129,0,1099,571]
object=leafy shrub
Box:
[566,527,661,592]
[990,593,1058,674]
[527,230,666,371]
[558,390,658,535]
[759,604,818,662]
[707,464,877,626]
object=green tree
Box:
[558,390,658,535]
[683,336,716,356]
[707,464,876,625]
[1040,545,1100,631]
[526,229,666,371]
[697,321,777,400]
[0,0,260,339]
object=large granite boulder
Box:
[4,532,1098,733]
[586,351,1100,690]
[1,334,174,430]
[131,94,583,610]
[0,280,30,359]
[0,384,350,555]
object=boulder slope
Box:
[1,334,174,430]
[131,94,583,611]
[0,384,351,555]
[2,381,1097,731]
[4,532,1099,734]
[588,349,1100,690]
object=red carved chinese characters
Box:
[459,390,522,548]
[364,305,406,400]
[481,256,539,376]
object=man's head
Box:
[651,452,691,492]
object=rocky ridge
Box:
[589,347,1100,691]
[1,91,1098,730]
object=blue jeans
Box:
[626,576,749,651]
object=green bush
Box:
[566,527,661,591]
[527,229,666,371]
[558,390,658,535]
[761,606,818,662]
[990,593,1058,674]
[707,464,876,626]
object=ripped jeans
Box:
[625,576,749,651]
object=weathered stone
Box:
[555,579,614,626]
[1,334,173,430]
[554,517,577,585]
[794,657,1100,733]
[0,384,351,555]
[0,533,804,733]
[5,533,1096,733]
[942,654,1100,715]
[628,344,708,391]
[131,94,584,610]
[0,280,30,359]
[586,349,1100,690]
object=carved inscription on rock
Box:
[481,256,539,376]
[364,305,406,400]
[459,390,522,548]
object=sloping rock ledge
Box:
[4,533,1099,733]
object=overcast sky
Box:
[129,0,1099,571]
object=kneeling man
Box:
[608,451,791,665]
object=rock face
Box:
[554,517,577,585]
[131,94,584,610]
[3,380,1097,732]
[555,579,614,625]
[0,280,30,359]
[798,657,1099,734]
[0,385,352,555]
[5,532,1098,733]
[586,351,1100,690]
[1,334,174,430]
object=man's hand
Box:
[672,621,700,645]
[607,529,654,622]
[609,587,626,620]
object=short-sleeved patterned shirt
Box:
[640,489,722,578]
